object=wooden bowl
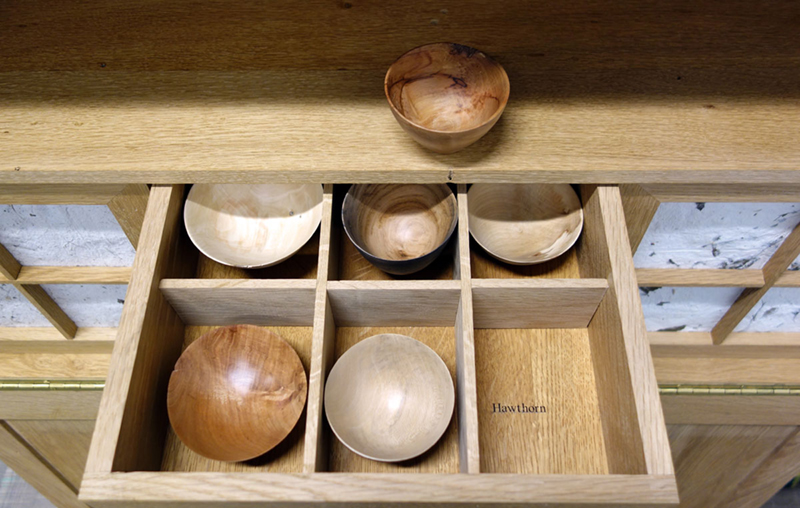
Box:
[385,43,510,154]
[324,334,454,462]
[342,184,457,275]
[167,325,307,462]
[468,184,583,265]
[184,183,323,268]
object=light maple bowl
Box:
[468,183,583,265]
[167,325,307,463]
[324,334,454,462]
[342,184,457,275]
[385,43,510,154]
[184,183,323,268]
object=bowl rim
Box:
[323,333,455,462]
[467,183,584,265]
[184,183,324,269]
[384,42,510,135]
[167,324,308,463]
[341,183,459,265]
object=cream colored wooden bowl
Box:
[468,183,583,265]
[385,43,510,154]
[184,183,323,268]
[324,334,455,462]
[167,325,307,463]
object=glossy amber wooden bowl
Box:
[342,184,457,275]
[468,183,583,265]
[324,334,454,462]
[385,43,510,154]
[167,325,307,462]
[184,183,323,268]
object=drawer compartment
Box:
[81,184,678,506]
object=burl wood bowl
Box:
[385,43,510,154]
[184,183,323,268]
[468,183,583,265]
[342,184,458,275]
[324,334,454,462]
[167,325,307,462]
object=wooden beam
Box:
[0,184,127,205]
[619,184,660,253]
[0,390,103,420]
[0,266,131,285]
[107,184,150,249]
[0,327,116,342]
[650,331,800,347]
[15,284,78,339]
[662,396,800,426]
[636,268,765,288]
[641,183,800,202]
[712,222,800,344]
[0,421,88,508]
[0,242,22,279]
[776,270,800,287]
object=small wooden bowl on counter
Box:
[468,183,583,265]
[167,325,307,463]
[342,184,458,275]
[324,333,455,462]
[184,183,323,268]
[385,43,510,154]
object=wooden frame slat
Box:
[640,183,800,203]
[0,390,103,420]
[711,221,800,344]
[15,284,78,339]
[0,266,132,285]
[107,184,150,249]
[0,184,128,205]
[619,184,660,253]
[636,268,765,288]
[661,396,800,426]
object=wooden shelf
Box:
[1,0,799,184]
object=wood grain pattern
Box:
[471,278,607,329]
[2,1,800,184]
[475,328,608,475]
[161,325,311,472]
[81,471,680,507]
[712,221,800,344]
[0,242,23,279]
[776,270,800,287]
[668,424,795,508]
[0,326,116,342]
[619,184,660,254]
[661,396,800,426]
[327,280,460,327]
[641,183,800,203]
[329,326,459,473]
[0,421,88,508]
[723,428,800,508]
[0,266,132,285]
[0,184,127,204]
[0,390,103,420]
[107,184,150,249]
[650,331,800,348]
[578,186,672,476]
[654,357,800,385]
[0,353,109,378]
[454,184,479,473]
[160,279,317,326]
[85,185,192,475]
[636,268,766,288]
[7,419,96,490]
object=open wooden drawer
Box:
[80,184,678,507]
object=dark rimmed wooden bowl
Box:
[385,43,510,154]
[342,184,458,275]
[167,325,307,462]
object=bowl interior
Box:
[324,334,455,462]
[468,184,583,265]
[167,325,307,463]
[343,184,457,262]
[385,43,510,132]
[184,183,323,268]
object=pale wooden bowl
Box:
[342,184,458,275]
[167,325,307,462]
[468,184,583,265]
[184,183,323,268]
[324,333,454,462]
[385,43,510,154]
